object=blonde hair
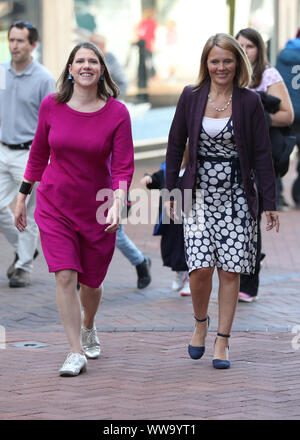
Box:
[194,33,252,90]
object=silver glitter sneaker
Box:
[81,323,101,359]
[59,352,87,377]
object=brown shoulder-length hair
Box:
[194,33,252,91]
[56,42,119,102]
[235,28,269,89]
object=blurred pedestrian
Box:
[90,34,128,99]
[164,20,178,81]
[135,8,157,91]
[116,204,151,290]
[236,28,294,303]
[90,34,151,289]
[0,21,55,287]
[165,33,279,369]
[276,28,300,208]
[116,224,151,289]
[14,42,134,376]
[140,149,190,296]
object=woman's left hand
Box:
[265,211,280,232]
[104,199,121,233]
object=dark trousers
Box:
[239,195,263,297]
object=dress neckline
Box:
[202,115,232,139]
[64,96,113,116]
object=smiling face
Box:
[69,48,104,89]
[236,35,258,65]
[207,45,237,88]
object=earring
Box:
[68,73,74,83]
[98,75,104,86]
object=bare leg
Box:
[56,270,83,353]
[214,269,240,360]
[80,283,103,329]
[189,267,214,346]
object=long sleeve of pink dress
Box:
[24,94,134,288]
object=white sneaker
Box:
[81,323,101,359]
[59,352,87,377]
[180,276,191,296]
[172,271,187,291]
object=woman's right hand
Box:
[104,198,121,233]
[14,194,28,232]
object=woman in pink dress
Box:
[14,42,134,376]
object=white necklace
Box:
[208,93,232,112]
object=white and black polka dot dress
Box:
[183,117,257,274]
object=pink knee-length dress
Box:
[24,94,134,288]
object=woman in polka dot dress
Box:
[185,118,257,276]
[165,33,279,369]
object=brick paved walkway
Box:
[0,158,300,420]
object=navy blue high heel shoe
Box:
[212,332,231,369]
[188,315,210,360]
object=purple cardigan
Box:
[165,81,277,219]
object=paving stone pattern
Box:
[0,158,299,420]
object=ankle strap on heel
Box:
[194,315,209,323]
[217,332,230,338]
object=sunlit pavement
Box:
[0,157,299,420]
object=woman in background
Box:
[236,28,294,303]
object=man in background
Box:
[0,21,55,287]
